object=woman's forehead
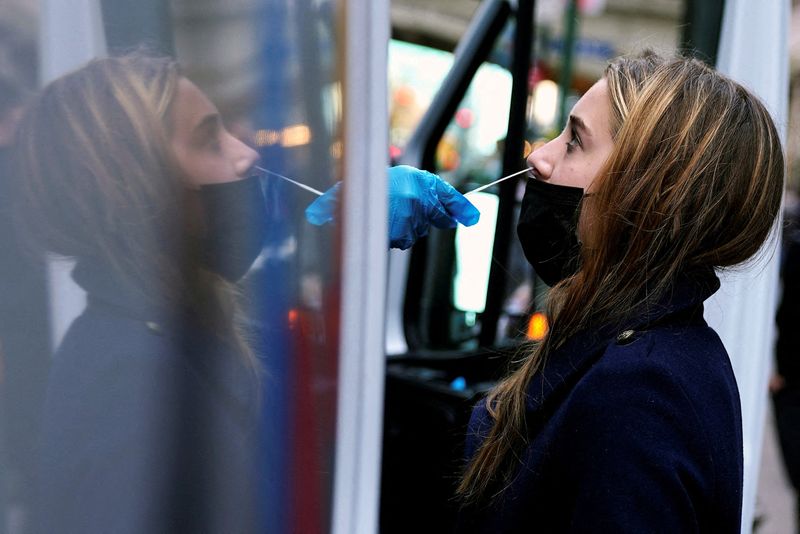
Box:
[571,78,612,138]
[170,78,218,134]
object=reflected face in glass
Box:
[169,77,259,188]
[525,78,614,194]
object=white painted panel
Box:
[711,1,790,531]
[331,0,390,532]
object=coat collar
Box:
[72,257,258,429]
[72,258,173,325]
[525,267,721,412]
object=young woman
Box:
[456,52,784,532]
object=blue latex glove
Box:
[386,165,480,249]
[305,166,480,250]
[305,182,341,226]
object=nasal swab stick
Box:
[255,165,324,196]
[256,165,531,199]
[465,167,532,196]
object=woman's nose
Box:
[233,137,260,177]
[526,142,555,180]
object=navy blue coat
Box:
[36,260,260,533]
[457,269,743,533]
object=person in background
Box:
[10,54,477,533]
[456,51,784,533]
[0,4,51,533]
[773,186,800,533]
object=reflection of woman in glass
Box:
[14,54,479,533]
[13,55,266,532]
[457,53,784,532]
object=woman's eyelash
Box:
[566,127,581,151]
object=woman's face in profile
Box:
[526,78,615,194]
[169,77,259,188]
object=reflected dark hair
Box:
[14,55,181,273]
[13,54,257,368]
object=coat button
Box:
[616,329,635,345]
[145,321,163,335]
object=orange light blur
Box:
[288,309,299,328]
[330,140,343,159]
[527,312,549,341]
[253,124,313,148]
[281,125,312,147]
[254,128,281,147]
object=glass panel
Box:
[388,39,454,154]
[0,1,343,532]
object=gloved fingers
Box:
[388,193,423,249]
[433,177,481,227]
[389,232,418,250]
[305,182,342,226]
[392,166,478,229]
[388,165,434,198]
[388,219,431,250]
[427,202,460,229]
[386,165,480,249]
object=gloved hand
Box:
[305,165,480,250]
[386,165,480,249]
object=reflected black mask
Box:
[200,176,267,282]
[516,178,584,287]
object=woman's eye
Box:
[566,128,581,152]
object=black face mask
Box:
[200,176,268,282]
[516,178,584,287]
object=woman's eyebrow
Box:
[569,114,591,137]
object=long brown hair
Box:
[457,52,785,502]
[12,55,256,366]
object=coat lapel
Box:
[525,267,721,413]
